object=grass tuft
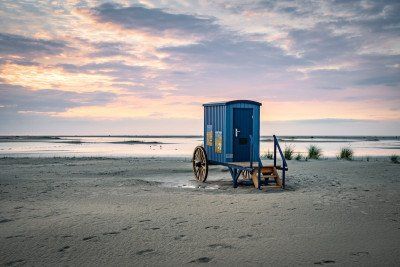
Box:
[390,154,399,164]
[283,145,294,160]
[338,147,353,160]
[307,145,322,159]
[295,153,303,161]
[262,149,273,159]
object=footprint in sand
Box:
[0,218,13,224]
[122,226,132,231]
[205,226,220,230]
[238,234,253,239]
[5,234,24,239]
[351,251,369,257]
[136,249,155,255]
[102,231,120,236]
[189,257,212,263]
[314,260,336,265]
[82,236,97,241]
[62,235,73,238]
[58,245,70,252]
[174,234,186,240]
[5,259,26,266]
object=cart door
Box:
[233,108,253,162]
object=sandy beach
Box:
[0,157,399,266]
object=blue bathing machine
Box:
[192,99,288,190]
[203,100,261,164]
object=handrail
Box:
[273,135,287,169]
[249,135,253,168]
[273,135,288,188]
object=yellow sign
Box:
[206,125,213,146]
[206,132,213,146]
[215,131,222,153]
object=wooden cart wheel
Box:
[192,146,208,182]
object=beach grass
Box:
[295,153,303,161]
[338,147,353,160]
[390,154,399,163]
[284,145,294,160]
[307,145,322,159]
[262,149,273,159]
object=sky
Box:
[0,0,399,135]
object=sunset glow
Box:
[0,1,399,135]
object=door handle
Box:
[235,128,240,137]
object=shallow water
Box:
[0,136,399,158]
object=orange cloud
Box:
[51,94,214,120]
[0,63,118,93]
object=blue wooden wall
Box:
[203,100,261,164]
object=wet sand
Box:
[0,157,399,266]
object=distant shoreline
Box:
[0,135,399,140]
[0,135,398,158]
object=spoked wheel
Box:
[192,146,208,182]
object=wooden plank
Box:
[273,167,282,187]
[261,164,282,168]
[251,171,259,189]
[231,162,260,167]
[230,163,283,169]
[261,166,274,176]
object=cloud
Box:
[55,61,161,97]
[88,3,217,37]
[88,42,131,58]
[0,84,116,112]
[326,0,400,34]
[0,0,399,134]
[0,33,67,56]
[161,35,305,68]
[288,26,360,60]
[356,75,400,87]
[0,62,120,93]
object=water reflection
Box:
[0,136,398,158]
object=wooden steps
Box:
[261,166,282,187]
[236,163,283,190]
[246,165,282,189]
